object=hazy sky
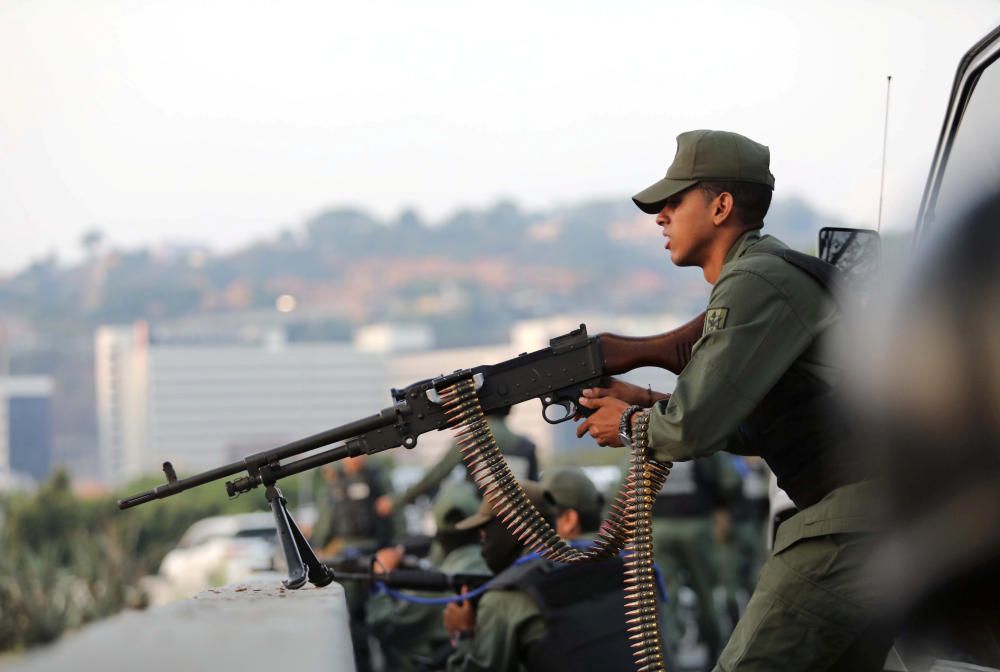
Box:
[1,0,998,272]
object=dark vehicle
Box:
[814,22,1000,672]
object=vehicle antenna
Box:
[877,75,892,232]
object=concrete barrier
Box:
[0,577,356,672]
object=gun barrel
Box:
[336,569,493,593]
[117,406,400,510]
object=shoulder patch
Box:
[704,308,729,335]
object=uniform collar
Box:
[723,228,763,265]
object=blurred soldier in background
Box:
[442,478,635,672]
[311,454,396,672]
[312,454,396,555]
[366,481,487,671]
[717,456,770,626]
[540,466,605,543]
[375,407,537,518]
[651,452,741,669]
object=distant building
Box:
[0,375,54,485]
[355,322,434,353]
[95,323,392,486]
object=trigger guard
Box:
[542,399,576,424]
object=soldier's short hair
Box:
[699,181,773,228]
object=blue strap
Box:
[373,540,670,605]
[374,580,494,606]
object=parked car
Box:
[156,512,278,601]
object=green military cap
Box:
[432,481,483,534]
[541,467,604,515]
[633,129,775,214]
[454,480,549,531]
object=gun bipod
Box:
[266,484,335,589]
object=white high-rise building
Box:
[95,323,392,486]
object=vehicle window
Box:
[933,55,1000,226]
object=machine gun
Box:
[118,314,705,590]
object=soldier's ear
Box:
[712,192,735,227]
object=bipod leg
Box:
[267,485,308,589]
[287,506,336,588]
[266,485,336,589]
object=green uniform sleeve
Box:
[393,446,465,508]
[648,267,822,463]
[446,591,546,672]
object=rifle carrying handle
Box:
[598,311,706,376]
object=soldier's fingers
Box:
[576,420,591,439]
[580,387,612,400]
[577,395,608,410]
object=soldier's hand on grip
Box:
[575,395,629,447]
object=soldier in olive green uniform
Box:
[312,454,395,554]
[443,477,634,672]
[576,130,889,671]
[311,455,396,672]
[375,408,537,519]
[366,481,488,671]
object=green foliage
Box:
[0,469,310,653]
[0,472,145,651]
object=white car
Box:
[156,512,278,601]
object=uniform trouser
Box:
[652,516,724,668]
[714,532,892,672]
